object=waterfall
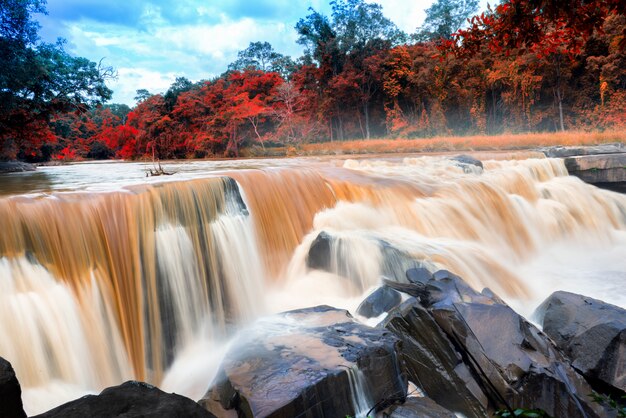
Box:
[0,176,266,414]
[0,155,625,415]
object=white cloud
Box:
[109,67,178,105]
[367,0,431,33]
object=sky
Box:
[36,0,488,105]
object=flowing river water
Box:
[1,153,625,415]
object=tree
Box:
[415,0,478,42]
[134,89,152,103]
[163,76,194,110]
[228,42,296,79]
[0,0,114,161]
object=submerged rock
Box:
[384,397,457,418]
[0,357,26,418]
[33,381,214,418]
[200,305,406,418]
[356,285,403,318]
[384,269,609,418]
[535,291,626,393]
[450,155,484,172]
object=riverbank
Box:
[243,130,626,158]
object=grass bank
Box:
[242,131,626,158]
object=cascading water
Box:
[0,154,625,415]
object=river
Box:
[1,153,625,415]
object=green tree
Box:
[228,41,296,78]
[0,0,114,160]
[415,0,479,42]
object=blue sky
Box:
[36,0,487,105]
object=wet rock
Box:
[306,231,425,284]
[0,357,26,418]
[535,291,626,393]
[200,305,406,418]
[382,299,489,418]
[33,381,213,418]
[406,267,433,285]
[385,397,457,418]
[306,231,333,271]
[0,161,36,174]
[385,269,609,417]
[356,285,403,318]
[450,155,483,172]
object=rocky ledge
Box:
[0,161,36,174]
[539,143,626,192]
[2,269,625,417]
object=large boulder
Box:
[382,299,490,418]
[535,291,626,393]
[33,381,214,418]
[200,305,406,418]
[384,397,457,418]
[0,357,26,418]
[384,270,609,418]
[306,231,426,284]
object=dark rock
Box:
[406,267,433,285]
[306,231,332,271]
[384,270,609,417]
[200,305,406,418]
[356,285,403,318]
[382,299,489,418]
[385,397,457,418]
[0,357,26,418]
[0,161,36,174]
[450,155,484,171]
[306,231,424,285]
[535,291,626,393]
[33,381,213,418]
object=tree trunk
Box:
[363,102,370,140]
[557,89,565,132]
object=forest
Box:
[0,0,625,161]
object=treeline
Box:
[1,0,625,161]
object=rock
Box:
[385,397,457,418]
[535,291,626,393]
[537,144,626,192]
[0,161,36,174]
[306,231,426,284]
[563,153,626,192]
[356,285,403,318]
[385,269,609,418]
[200,305,406,418]
[306,231,333,271]
[539,143,625,158]
[33,381,213,418]
[0,357,26,418]
[406,267,433,285]
[382,299,490,418]
[450,155,484,172]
